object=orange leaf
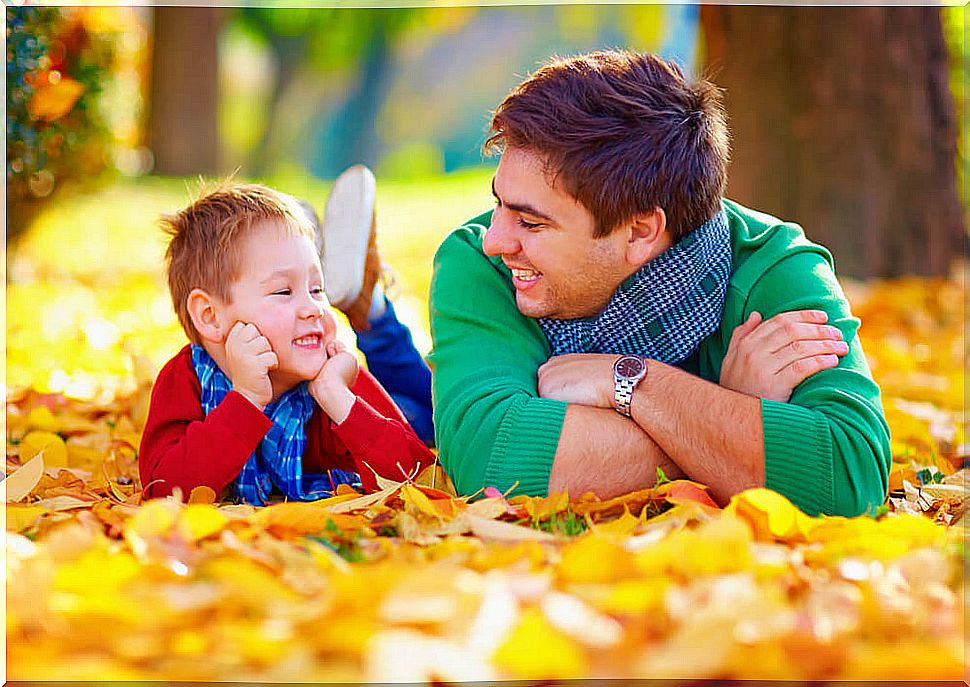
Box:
[655,480,719,508]
[27,76,85,122]
[188,486,217,504]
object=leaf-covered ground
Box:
[5,181,967,682]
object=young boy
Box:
[139,183,434,504]
[293,165,434,446]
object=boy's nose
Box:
[298,295,325,319]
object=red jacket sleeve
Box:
[330,369,436,491]
[138,346,272,499]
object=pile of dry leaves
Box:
[5,271,966,681]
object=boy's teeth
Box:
[512,268,540,281]
[294,335,319,345]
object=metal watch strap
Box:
[614,377,637,417]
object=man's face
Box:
[483,147,633,320]
[219,220,338,395]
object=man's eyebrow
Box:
[491,177,557,224]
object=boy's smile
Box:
[217,219,337,397]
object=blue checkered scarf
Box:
[190,345,361,505]
[538,209,731,364]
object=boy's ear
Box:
[626,207,670,267]
[187,288,226,343]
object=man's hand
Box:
[309,339,359,424]
[224,321,278,410]
[537,353,616,407]
[720,310,849,403]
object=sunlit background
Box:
[5,9,967,680]
[6,4,967,424]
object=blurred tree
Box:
[6,7,121,247]
[701,6,964,278]
[149,7,221,175]
[237,8,418,178]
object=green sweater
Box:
[428,200,891,517]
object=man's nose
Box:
[482,212,519,257]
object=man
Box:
[428,51,890,517]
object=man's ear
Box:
[187,288,226,343]
[626,207,671,267]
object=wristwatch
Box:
[613,355,647,417]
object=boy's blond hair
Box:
[162,182,316,344]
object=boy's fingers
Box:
[257,351,279,370]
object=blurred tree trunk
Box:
[327,22,391,175]
[149,7,221,175]
[701,6,964,278]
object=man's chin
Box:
[515,293,552,319]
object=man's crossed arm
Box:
[542,310,847,504]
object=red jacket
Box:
[139,345,434,499]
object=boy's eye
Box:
[310,286,324,297]
[272,288,291,296]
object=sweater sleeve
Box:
[427,218,568,496]
[330,369,436,491]
[747,251,891,517]
[138,348,272,499]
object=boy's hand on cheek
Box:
[224,321,277,410]
[309,340,359,424]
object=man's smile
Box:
[509,265,542,289]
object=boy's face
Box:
[219,219,337,393]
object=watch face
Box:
[615,355,645,379]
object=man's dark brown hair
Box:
[485,50,730,240]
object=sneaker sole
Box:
[322,165,377,307]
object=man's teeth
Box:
[511,268,541,282]
[294,335,320,346]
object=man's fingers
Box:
[777,338,849,367]
[763,322,844,354]
[781,353,841,384]
[730,311,763,343]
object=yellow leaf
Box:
[596,578,671,615]
[725,488,818,543]
[6,504,48,532]
[177,503,230,541]
[534,490,570,520]
[465,514,556,543]
[492,608,587,679]
[635,515,754,578]
[413,462,457,496]
[250,501,352,536]
[26,406,59,432]
[559,532,637,584]
[123,498,178,552]
[400,483,439,517]
[20,431,69,468]
[32,495,94,511]
[589,507,641,537]
[5,453,46,502]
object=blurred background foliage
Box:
[5,4,967,277]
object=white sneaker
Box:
[322,164,377,309]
